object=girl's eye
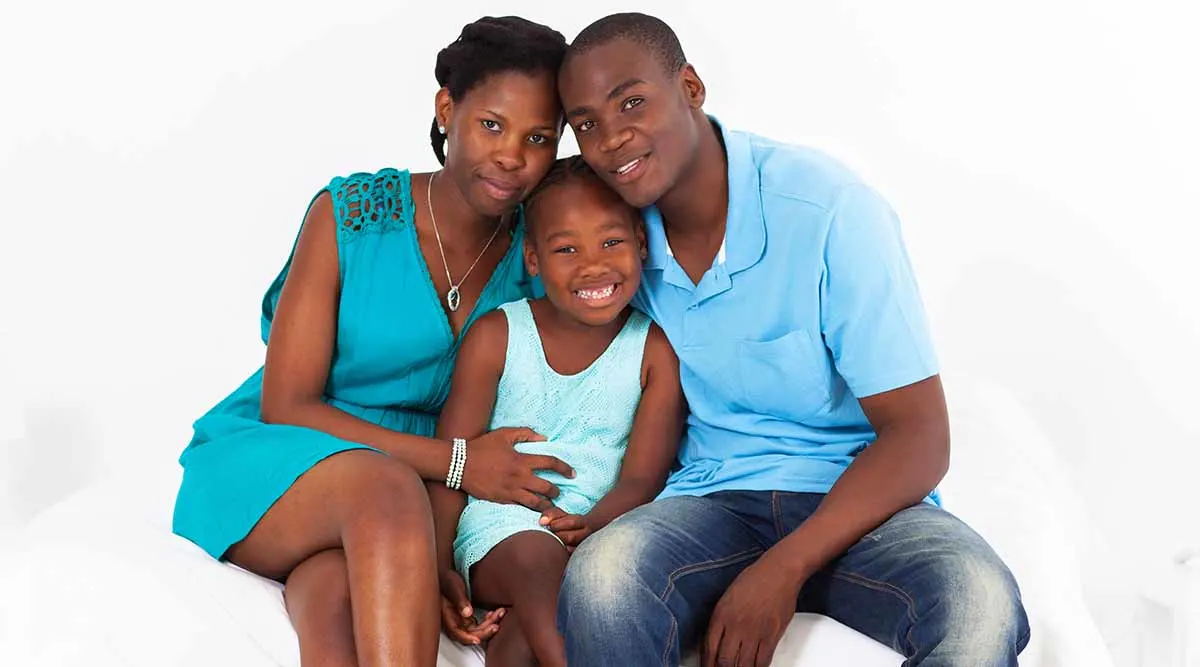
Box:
[554,246,576,254]
[622,97,644,111]
[604,238,625,248]
[529,134,549,145]
[577,120,595,133]
[482,120,501,132]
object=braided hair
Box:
[566,13,686,75]
[430,16,568,165]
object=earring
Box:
[438,125,446,135]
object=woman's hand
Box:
[439,568,504,646]
[460,427,574,511]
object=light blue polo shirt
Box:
[635,118,940,501]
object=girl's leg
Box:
[225,450,439,667]
[471,531,570,667]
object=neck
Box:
[656,115,728,238]
[429,170,505,249]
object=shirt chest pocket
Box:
[735,329,833,422]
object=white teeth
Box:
[575,284,617,300]
[617,159,640,175]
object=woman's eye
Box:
[577,120,595,133]
[529,134,549,145]
[622,97,644,111]
[482,120,501,132]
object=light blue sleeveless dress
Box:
[453,299,651,590]
[172,168,534,560]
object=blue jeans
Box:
[558,491,1029,666]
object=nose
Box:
[598,122,633,155]
[493,136,526,172]
[577,246,612,278]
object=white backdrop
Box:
[2,1,1198,664]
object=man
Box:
[552,12,1029,667]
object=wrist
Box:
[764,541,820,589]
[445,437,467,490]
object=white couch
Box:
[0,375,1113,666]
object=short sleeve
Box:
[820,183,939,397]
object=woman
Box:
[171,16,572,667]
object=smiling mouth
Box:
[573,283,621,304]
[611,155,648,183]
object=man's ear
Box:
[679,64,706,110]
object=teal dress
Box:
[172,168,533,560]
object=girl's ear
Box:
[524,238,539,276]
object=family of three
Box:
[171,12,1030,667]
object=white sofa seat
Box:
[0,374,1111,666]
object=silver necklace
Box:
[426,171,503,312]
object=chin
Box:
[611,177,666,210]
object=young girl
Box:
[427,156,686,667]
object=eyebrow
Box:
[566,78,646,118]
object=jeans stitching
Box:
[657,549,762,666]
[771,492,785,540]
[828,569,920,656]
[661,615,677,667]
[659,548,764,603]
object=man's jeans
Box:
[558,491,1030,666]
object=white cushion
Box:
[0,374,1113,666]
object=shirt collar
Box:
[643,115,766,275]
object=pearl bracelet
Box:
[446,437,467,490]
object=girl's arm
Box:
[545,324,686,543]
[428,311,508,569]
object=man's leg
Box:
[557,493,772,667]
[785,495,1030,666]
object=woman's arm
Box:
[258,191,455,479]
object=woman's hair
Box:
[430,16,568,165]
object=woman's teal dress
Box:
[172,168,533,559]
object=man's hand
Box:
[539,506,595,552]
[702,553,802,667]
[439,568,504,646]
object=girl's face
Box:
[437,69,563,217]
[524,178,646,327]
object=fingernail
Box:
[463,607,472,616]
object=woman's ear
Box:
[434,88,453,136]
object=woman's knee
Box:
[330,451,432,530]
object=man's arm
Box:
[769,376,948,584]
[771,181,947,582]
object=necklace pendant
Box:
[446,285,461,312]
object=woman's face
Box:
[438,69,562,217]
